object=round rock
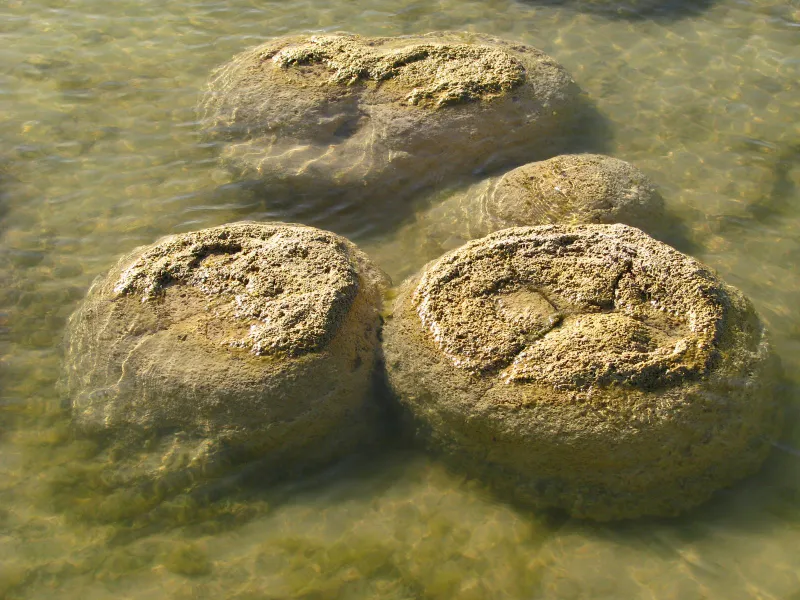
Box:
[63,222,387,482]
[383,224,782,520]
[200,32,579,217]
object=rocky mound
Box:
[62,222,387,487]
[383,224,782,520]
[200,32,580,217]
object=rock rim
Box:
[383,224,782,519]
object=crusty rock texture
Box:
[383,224,782,520]
[63,222,387,484]
[200,32,579,207]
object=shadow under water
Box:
[517,0,717,21]
[30,356,405,542]
[0,154,13,229]
[745,142,800,224]
[646,205,700,256]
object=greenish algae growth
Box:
[162,542,213,577]
[0,565,29,599]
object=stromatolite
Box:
[383,224,782,520]
[200,32,580,224]
[62,222,387,486]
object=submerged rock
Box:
[383,224,782,520]
[200,32,580,212]
[62,222,386,489]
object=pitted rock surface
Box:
[272,36,526,107]
[113,223,360,357]
[414,224,715,390]
[384,224,782,520]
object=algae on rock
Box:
[484,153,662,229]
[383,224,783,520]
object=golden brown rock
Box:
[383,224,782,520]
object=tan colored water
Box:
[1,0,799,598]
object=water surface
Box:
[1,0,800,598]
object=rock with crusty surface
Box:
[383,224,782,520]
[199,32,580,211]
[63,222,387,486]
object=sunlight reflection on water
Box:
[1,0,799,597]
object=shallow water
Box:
[1,0,800,598]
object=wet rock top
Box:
[413,224,729,391]
[114,222,360,357]
[269,34,527,107]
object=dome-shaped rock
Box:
[369,154,664,282]
[383,224,782,520]
[63,222,387,485]
[200,32,580,220]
